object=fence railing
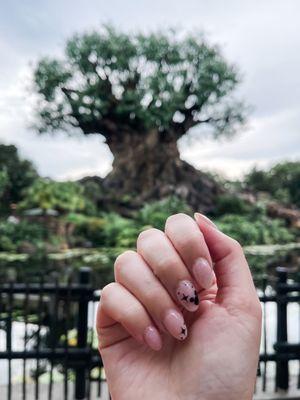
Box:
[0,266,300,399]
[0,267,103,400]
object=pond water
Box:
[0,244,299,287]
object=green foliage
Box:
[215,214,295,246]
[0,169,8,197]
[20,178,86,213]
[0,144,38,213]
[213,194,252,216]
[67,213,106,246]
[137,196,192,230]
[34,25,245,139]
[99,213,139,247]
[69,196,192,247]
[245,162,300,207]
[0,220,45,251]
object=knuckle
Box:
[230,238,243,252]
[99,282,117,305]
[118,303,141,323]
[142,284,163,304]
[114,250,137,278]
[137,228,163,248]
[155,254,178,275]
[165,213,189,230]
[177,230,202,248]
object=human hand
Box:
[97,213,262,400]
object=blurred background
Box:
[0,1,300,399]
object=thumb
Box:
[194,213,257,307]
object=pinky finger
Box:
[97,282,163,351]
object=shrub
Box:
[67,213,106,246]
[100,213,139,247]
[214,214,295,246]
[0,220,46,251]
[245,162,300,207]
[137,196,192,230]
[213,194,252,216]
[20,178,86,213]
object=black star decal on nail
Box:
[181,294,189,302]
[189,294,199,305]
[181,326,186,336]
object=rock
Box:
[267,202,300,228]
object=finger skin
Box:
[165,213,215,290]
[114,250,188,340]
[194,213,261,316]
[97,282,162,351]
[136,228,199,312]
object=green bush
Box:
[69,212,139,248]
[0,144,38,214]
[245,162,300,207]
[215,214,295,246]
[67,213,106,246]
[0,220,46,251]
[100,213,139,247]
[137,196,192,230]
[20,178,86,213]
[213,194,252,216]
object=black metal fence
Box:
[257,267,300,395]
[0,267,103,400]
[0,266,300,399]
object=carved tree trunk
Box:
[99,129,222,213]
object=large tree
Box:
[33,26,246,211]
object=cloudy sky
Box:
[0,0,300,180]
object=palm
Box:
[101,298,260,400]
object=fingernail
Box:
[163,309,187,341]
[194,212,218,229]
[193,257,214,289]
[176,280,199,312]
[143,326,162,351]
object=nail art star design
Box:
[181,294,189,302]
[179,325,187,340]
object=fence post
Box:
[75,267,91,400]
[275,266,289,391]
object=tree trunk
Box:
[99,129,222,213]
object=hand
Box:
[96,213,262,400]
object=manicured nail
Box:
[194,212,218,229]
[193,257,214,289]
[143,326,162,351]
[163,309,187,341]
[176,280,199,312]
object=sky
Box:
[0,0,300,180]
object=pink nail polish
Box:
[144,326,162,351]
[163,309,187,341]
[193,257,214,289]
[176,280,199,312]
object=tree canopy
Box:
[0,144,38,212]
[34,26,245,142]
